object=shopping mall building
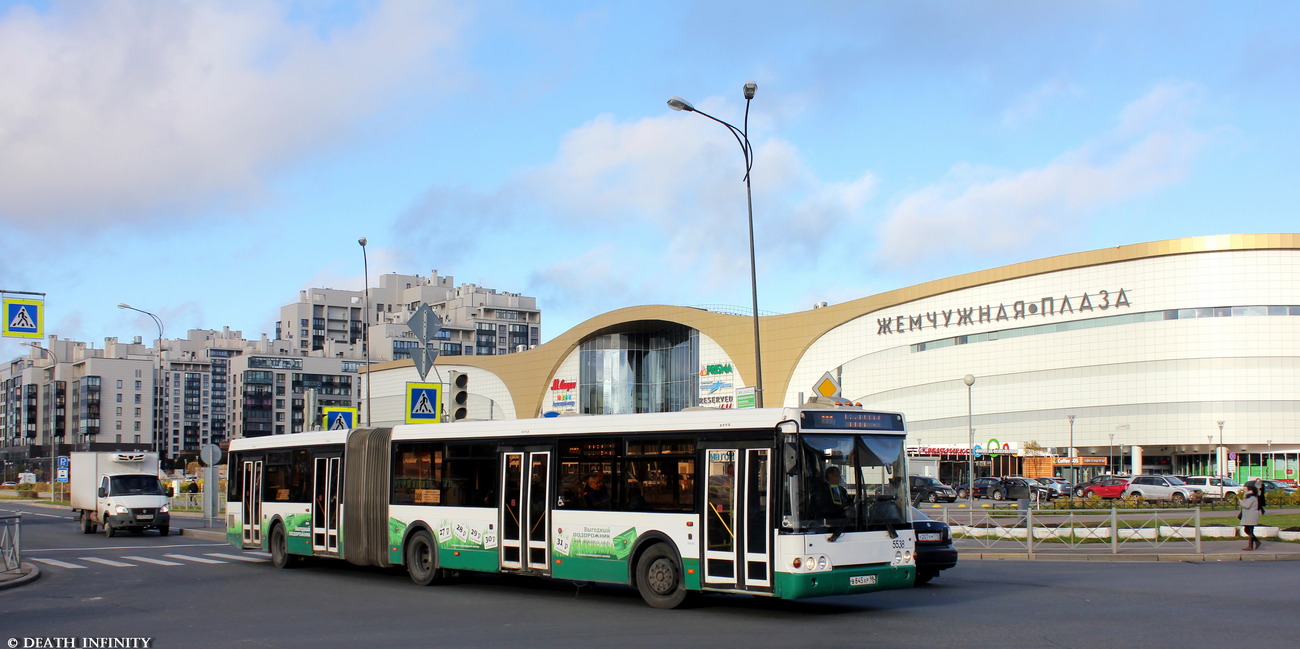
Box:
[365,234,1300,486]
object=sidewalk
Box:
[958,536,1300,562]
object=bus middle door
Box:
[240,458,263,547]
[703,446,772,591]
[499,447,553,575]
[311,453,343,555]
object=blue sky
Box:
[2,0,1298,361]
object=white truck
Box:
[70,452,172,536]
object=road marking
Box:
[31,558,86,569]
[30,542,227,553]
[205,553,269,563]
[164,553,227,564]
[121,555,185,566]
[81,557,136,567]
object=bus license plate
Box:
[918,532,941,542]
[849,575,877,586]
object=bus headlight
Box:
[816,556,828,570]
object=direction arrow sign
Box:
[407,304,442,344]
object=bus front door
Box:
[240,459,262,547]
[499,449,553,574]
[312,454,342,555]
[703,447,772,591]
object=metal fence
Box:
[1,514,20,573]
[936,505,1224,554]
[170,492,227,512]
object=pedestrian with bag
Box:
[1239,483,1263,551]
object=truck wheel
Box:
[104,517,115,538]
[158,526,170,536]
[80,515,95,534]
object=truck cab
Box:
[95,473,171,536]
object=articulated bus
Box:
[225,406,916,608]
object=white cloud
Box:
[0,0,464,227]
[1001,78,1084,127]
[876,83,1209,267]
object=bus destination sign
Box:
[801,411,904,431]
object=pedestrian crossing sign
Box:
[406,382,442,423]
[3,298,43,339]
[322,407,357,430]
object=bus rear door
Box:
[240,458,262,547]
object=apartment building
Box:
[275,271,541,361]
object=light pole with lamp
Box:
[359,237,371,426]
[30,342,60,503]
[1108,432,1115,476]
[1267,439,1273,479]
[117,303,165,462]
[1216,420,1225,478]
[1207,435,1215,476]
[1066,415,1076,484]
[963,374,975,501]
[667,82,764,407]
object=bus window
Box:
[392,441,440,505]
[444,443,498,507]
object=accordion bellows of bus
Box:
[226,406,918,608]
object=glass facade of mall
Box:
[578,325,699,415]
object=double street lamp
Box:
[359,237,371,427]
[667,82,764,407]
[30,342,59,503]
[118,303,165,459]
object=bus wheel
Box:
[405,530,443,586]
[636,544,689,609]
[270,524,298,569]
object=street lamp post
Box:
[963,374,975,501]
[117,303,165,462]
[30,342,59,503]
[1067,415,1076,484]
[667,82,764,407]
[1108,432,1115,475]
[1216,420,1224,478]
[1207,435,1215,476]
[359,237,371,427]
[1267,439,1273,479]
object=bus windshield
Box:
[781,433,909,534]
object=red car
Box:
[1081,477,1132,499]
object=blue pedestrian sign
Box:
[322,407,358,430]
[406,383,442,424]
[3,298,43,339]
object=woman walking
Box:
[1239,483,1263,551]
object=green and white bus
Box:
[225,406,917,608]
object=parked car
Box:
[955,477,1001,499]
[1181,476,1245,502]
[910,476,958,503]
[1257,479,1297,498]
[1079,476,1132,499]
[1073,474,1128,497]
[911,506,958,585]
[1122,475,1205,502]
[1002,476,1052,502]
[1035,477,1073,499]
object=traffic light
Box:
[449,371,469,421]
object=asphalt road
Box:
[3,501,1297,649]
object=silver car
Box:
[1035,477,1072,499]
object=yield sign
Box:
[407,304,442,344]
[411,345,439,381]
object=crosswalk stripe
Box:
[164,553,226,564]
[121,555,185,566]
[205,553,269,563]
[81,557,136,567]
[31,558,86,569]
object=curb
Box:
[182,528,227,542]
[964,552,1298,562]
[0,563,41,591]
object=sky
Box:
[2,0,1298,361]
